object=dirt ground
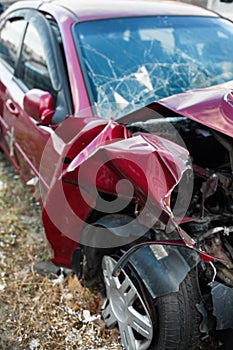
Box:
[0,151,122,350]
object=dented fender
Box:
[127,244,199,299]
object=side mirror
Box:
[23,89,55,125]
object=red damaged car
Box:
[0,0,233,349]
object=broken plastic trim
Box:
[112,240,220,277]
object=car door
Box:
[0,13,27,166]
[0,9,72,195]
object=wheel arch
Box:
[127,244,199,299]
[78,213,200,299]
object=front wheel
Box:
[101,255,201,350]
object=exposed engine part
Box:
[200,174,218,217]
[223,238,233,260]
[198,226,233,241]
[200,233,233,287]
[204,234,233,268]
[216,172,233,195]
[185,218,210,236]
[213,131,233,173]
[216,266,233,288]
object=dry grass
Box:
[0,151,122,350]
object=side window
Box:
[18,23,56,98]
[0,18,27,71]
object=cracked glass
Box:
[74,16,233,119]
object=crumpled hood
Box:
[62,124,189,217]
[158,80,233,138]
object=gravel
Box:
[0,151,122,350]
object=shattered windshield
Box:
[74,16,233,119]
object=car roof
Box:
[50,0,219,20]
[7,0,218,21]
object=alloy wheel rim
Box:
[101,256,153,350]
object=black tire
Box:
[83,244,201,350]
[152,270,201,350]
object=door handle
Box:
[6,99,19,116]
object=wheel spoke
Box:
[119,278,137,306]
[102,256,153,350]
[128,306,153,340]
[118,321,137,350]
[101,299,117,328]
[102,256,120,292]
